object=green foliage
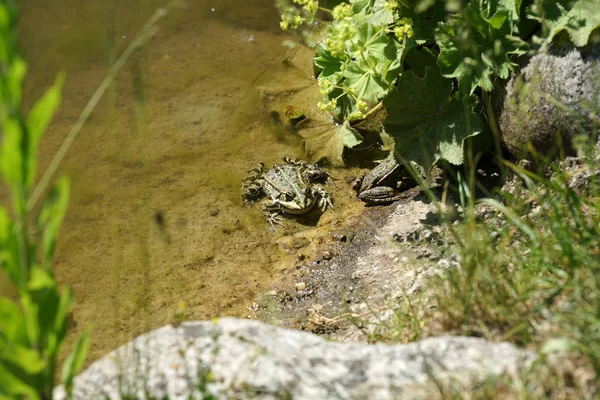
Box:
[538,0,600,47]
[0,1,88,398]
[384,50,485,168]
[432,157,600,378]
[278,0,597,168]
[435,0,527,94]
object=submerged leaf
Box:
[297,119,363,165]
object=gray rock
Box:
[54,318,535,400]
[498,43,600,159]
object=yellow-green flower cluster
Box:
[278,0,318,31]
[317,98,337,112]
[383,1,399,12]
[346,98,370,120]
[293,0,318,15]
[356,98,369,113]
[394,17,414,40]
[325,20,356,58]
[318,77,335,95]
[280,14,306,30]
[332,3,353,20]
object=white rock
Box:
[55,318,535,400]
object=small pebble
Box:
[209,209,219,217]
[294,282,306,291]
[322,250,333,260]
[265,290,277,297]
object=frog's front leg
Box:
[315,188,333,212]
[262,201,285,229]
[357,186,404,205]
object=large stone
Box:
[498,43,600,159]
[54,318,535,399]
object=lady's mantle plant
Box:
[0,2,88,399]
[278,0,600,168]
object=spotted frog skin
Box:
[352,154,405,205]
[242,156,333,228]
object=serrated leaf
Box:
[547,0,600,47]
[383,61,484,169]
[343,23,400,102]
[435,0,527,94]
[314,45,344,83]
[365,0,395,27]
[297,119,363,165]
[344,60,391,101]
[346,23,397,69]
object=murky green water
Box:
[14,0,365,364]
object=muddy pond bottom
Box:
[15,0,368,364]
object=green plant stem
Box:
[362,101,383,119]
[26,6,170,212]
[483,91,503,161]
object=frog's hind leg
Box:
[315,188,333,212]
[242,162,265,203]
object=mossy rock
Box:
[497,43,600,159]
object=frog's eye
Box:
[279,192,293,201]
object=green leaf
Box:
[383,60,485,169]
[0,298,27,343]
[435,0,527,94]
[25,72,64,189]
[0,117,24,191]
[61,329,90,397]
[0,342,46,375]
[346,23,396,70]
[0,207,22,287]
[36,176,70,266]
[298,119,363,165]
[0,363,40,400]
[314,45,344,83]
[546,0,600,47]
[5,57,27,113]
[344,59,391,102]
[365,0,395,28]
[25,267,66,356]
[343,23,400,102]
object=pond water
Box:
[15,0,365,363]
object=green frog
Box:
[353,154,427,205]
[242,156,333,228]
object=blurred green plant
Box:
[0,2,89,399]
[278,0,599,168]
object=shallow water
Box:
[15,0,365,363]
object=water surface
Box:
[17,0,364,363]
